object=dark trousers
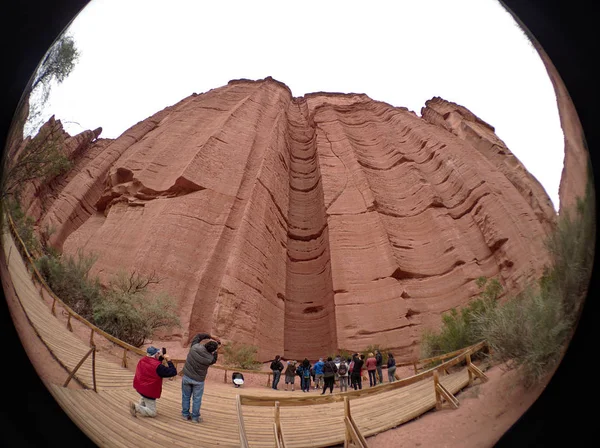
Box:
[322,376,334,394]
[301,377,311,391]
[368,370,377,387]
[376,365,383,384]
[352,373,362,390]
[272,370,281,389]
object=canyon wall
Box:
[16,77,555,361]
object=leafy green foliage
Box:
[2,120,72,199]
[421,173,595,387]
[221,342,262,370]
[92,270,180,347]
[421,277,501,359]
[31,34,80,102]
[5,198,41,255]
[35,250,102,319]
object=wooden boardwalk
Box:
[2,226,484,447]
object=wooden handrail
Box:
[274,401,286,448]
[343,396,369,448]
[238,340,488,407]
[5,212,273,376]
[64,346,96,388]
[5,211,487,383]
[236,395,250,448]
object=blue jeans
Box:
[272,370,281,389]
[182,375,205,420]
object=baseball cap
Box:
[147,346,160,356]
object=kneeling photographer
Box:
[130,346,177,418]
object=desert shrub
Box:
[475,178,595,386]
[35,249,102,319]
[333,349,354,362]
[5,198,41,255]
[92,270,180,347]
[474,286,570,386]
[541,179,595,322]
[221,342,262,370]
[420,276,501,359]
[360,345,389,364]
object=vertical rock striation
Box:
[16,77,557,361]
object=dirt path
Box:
[367,363,545,447]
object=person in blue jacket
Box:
[313,358,325,390]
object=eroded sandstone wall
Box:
[17,77,555,361]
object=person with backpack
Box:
[387,353,397,383]
[270,355,284,390]
[313,358,325,390]
[284,360,297,391]
[298,358,312,392]
[338,358,349,392]
[321,357,338,395]
[375,350,384,384]
[351,353,364,390]
[365,352,377,387]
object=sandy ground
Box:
[2,247,547,447]
[367,363,546,448]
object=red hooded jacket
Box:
[133,356,164,399]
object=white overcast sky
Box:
[29,0,564,210]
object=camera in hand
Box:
[159,347,167,361]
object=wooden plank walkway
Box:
[48,369,469,448]
[2,229,134,389]
[2,226,480,447]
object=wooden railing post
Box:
[64,347,94,388]
[433,369,442,410]
[344,396,351,447]
[92,346,97,392]
[122,348,128,368]
[267,372,271,388]
[51,297,56,316]
[66,312,73,332]
[224,369,228,384]
[274,401,282,447]
[89,328,95,347]
[413,362,418,375]
[236,395,250,448]
[466,353,473,385]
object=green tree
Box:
[31,33,80,103]
[1,118,72,200]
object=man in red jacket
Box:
[130,346,178,418]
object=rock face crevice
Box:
[17,77,556,361]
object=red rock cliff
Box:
[19,78,555,361]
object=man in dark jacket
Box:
[375,350,383,384]
[130,346,177,418]
[181,339,219,423]
[270,355,284,390]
